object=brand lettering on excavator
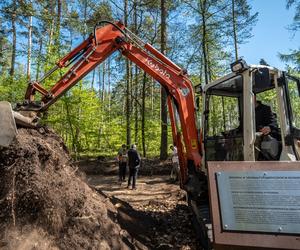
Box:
[145,58,171,79]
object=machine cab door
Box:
[284,74,300,160]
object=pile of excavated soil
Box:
[0,128,138,250]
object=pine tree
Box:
[279,0,300,69]
[160,0,168,160]
[259,59,269,66]
[228,0,258,60]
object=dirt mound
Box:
[0,128,135,250]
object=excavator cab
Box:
[202,60,300,163]
[199,61,300,250]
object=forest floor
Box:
[0,128,199,250]
[79,159,200,249]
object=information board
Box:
[216,171,300,234]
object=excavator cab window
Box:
[204,75,244,161]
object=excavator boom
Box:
[0,21,125,147]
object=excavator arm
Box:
[13,20,202,183]
[21,21,125,110]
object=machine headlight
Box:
[230,59,249,72]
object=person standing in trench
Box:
[127,144,141,190]
[117,144,128,182]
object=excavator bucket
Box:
[0,101,17,147]
[0,101,37,147]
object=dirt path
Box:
[87,174,200,250]
[87,175,180,204]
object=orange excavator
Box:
[1,21,300,250]
[3,20,202,181]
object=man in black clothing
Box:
[255,96,280,160]
[255,96,279,139]
[127,144,141,190]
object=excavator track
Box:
[189,197,212,250]
[184,165,213,250]
[198,204,212,243]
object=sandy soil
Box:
[88,175,180,204]
[87,174,199,249]
[0,128,145,250]
[0,128,199,250]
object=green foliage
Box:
[207,95,240,136]
[280,0,300,69]
[280,49,300,70]
[0,0,298,159]
[0,71,28,103]
[259,58,269,66]
[286,0,300,31]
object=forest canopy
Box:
[0,0,298,158]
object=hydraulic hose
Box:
[93,20,126,45]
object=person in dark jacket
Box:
[255,96,279,139]
[255,96,280,160]
[127,144,141,190]
[117,144,127,182]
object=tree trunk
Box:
[47,2,55,57]
[133,0,139,145]
[0,18,5,74]
[98,65,103,148]
[98,65,102,98]
[56,0,61,56]
[108,57,111,121]
[83,0,88,39]
[102,62,105,102]
[36,37,43,80]
[64,99,76,153]
[151,78,154,116]
[207,43,212,82]
[222,97,226,131]
[134,66,139,144]
[124,0,131,147]
[141,72,147,157]
[48,21,54,54]
[9,0,17,78]
[232,0,238,60]
[200,0,209,85]
[75,82,83,158]
[91,70,95,89]
[160,0,168,160]
[27,16,32,81]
